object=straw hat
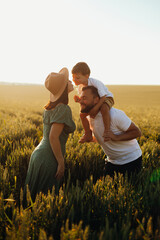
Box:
[45,67,69,102]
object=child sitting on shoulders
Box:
[72,62,114,143]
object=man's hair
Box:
[72,62,91,76]
[82,86,100,98]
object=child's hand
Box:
[74,95,80,103]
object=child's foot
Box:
[79,133,93,143]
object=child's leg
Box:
[101,103,110,132]
[101,97,114,141]
[79,112,93,143]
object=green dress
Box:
[23,104,76,203]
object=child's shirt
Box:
[78,77,113,98]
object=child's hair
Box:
[72,62,90,76]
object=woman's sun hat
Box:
[45,67,69,102]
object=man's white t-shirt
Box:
[89,108,142,165]
[78,77,113,98]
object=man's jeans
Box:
[104,155,142,179]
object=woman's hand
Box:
[55,161,65,180]
[49,123,65,180]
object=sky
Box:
[0,0,160,85]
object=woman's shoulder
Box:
[43,104,72,123]
[44,104,70,113]
[54,104,71,114]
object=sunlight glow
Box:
[0,0,159,85]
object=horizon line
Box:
[0,81,160,87]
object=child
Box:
[72,62,114,143]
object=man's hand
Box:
[103,122,141,142]
[103,130,115,141]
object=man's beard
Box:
[80,104,95,113]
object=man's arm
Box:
[104,122,141,141]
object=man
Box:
[79,85,142,178]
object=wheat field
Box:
[0,84,160,240]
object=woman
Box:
[23,68,76,205]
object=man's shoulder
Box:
[110,108,126,119]
[94,108,122,119]
[110,108,131,127]
[110,107,123,114]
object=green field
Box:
[0,84,160,240]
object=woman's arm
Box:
[49,123,65,179]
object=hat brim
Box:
[50,67,69,102]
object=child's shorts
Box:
[104,97,114,109]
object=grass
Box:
[0,84,160,240]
